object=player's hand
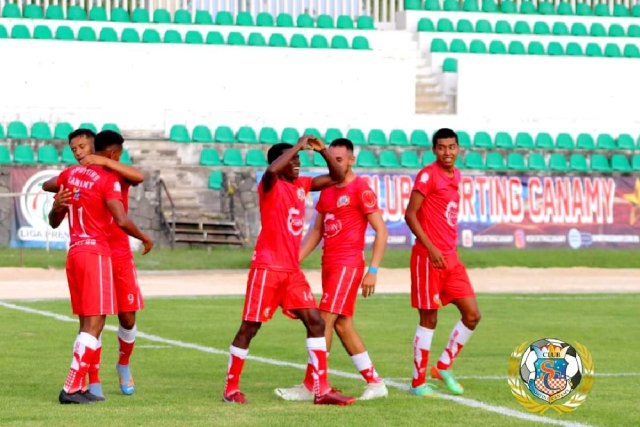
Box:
[141,235,154,255]
[427,245,447,269]
[53,185,73,210]
[361,272,377,298]
[306,137,326,152]
[296,135,315,150]
[79,154,107,166]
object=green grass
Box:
[0,294,639,426]
[1,247,639,270]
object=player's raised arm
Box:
[310,139,345,192]
[362,211,388,298]
[106,199,154,255]
[81,155,145,186]
[42,176,61,193]
[300,213,324,262]
[48,185,72,228]
[405,191,446,269]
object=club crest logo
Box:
[361,190,377,209]
[508,338,594,415]
[419,172,429,183]
[337,195,350,207]
[73,187,80,200]
[297,188,306,201]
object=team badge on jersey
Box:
[420,172,430,183]
[297,188,306,201]
[73,188,80,201]
[337,195,350,207]
[361,190,377,208]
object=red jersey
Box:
[57,165,122,256]
[316,177,379,267]
[411,162,461,256]
[251,176,313,271]
[107,172,133,262]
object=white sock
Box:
[118,325,136,344]
[438,320,474,369]
[229,345,249,360]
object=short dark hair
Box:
[432,128,458,147]
[267,143,294,164]
[329,138,354,153]
[95,130,124,152]
[68,128,96,143]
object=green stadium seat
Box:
[633,155,640,171]
[345,129,367,146]
[368,130,387,146]
[576,2,593,15]
[0,124,5,138]
[495,132,514,148]
[389,130,409,146]
[538,1,555,14]
[132,8,150,23]
[400,151,421,168]
[311,35,329,48]
[331,35,349,49]
[14,145,36,164]
[45,5,64,19]
[628,25,640,37]
[556,133,575,150]
[411,130,430,146]
[569,153,588,172]
[450,39,467,53]
[549,153,567,171]
[313,151,327,167]
[357,16,375,30]
[566,42,583,56]
[246,149,268,167]
[337,15,354,29]
[528,153,547,171]
[486,152,505,170]
[421,151,436,166]
[142,29,161,43]
[475,19,492,33]
[456,19,473,33]
[515,132,534,149]
[296,13,314,28]
[353,36,370,50]
[465,152,484,169]
[237,126,258,144]
[507,152,526,170]
[89,6,107,21]
[55,26,75,40]
[508,41,525,55]
[443,58,458,72]
[268,33,287,47]
[616,134,635,150]
[325,128,343,143]
[594,3,609,16]
[121,28,140,43]
[227,32,246,45]
[236,11,253,26]
[576,134,596,150]
[457,131,472,148]
[31,122,52,139]
[215,126,236,143]
[54,123,74,140]
[34,25,53,40]
[120,150,133,165]
[192,125,213,143]
[590,153,611,172]
[298,151,311,168]
[99,27,118,42]
[61,145,75,163]
[424,0,441,10]
[470,40,487,53]
[281,127,300,144]
[571,23,588,36]
[533,22,551,35]
[489,40,507,54]
[101,123,120,133]
[519,0,536,13]
[0,146,9,165]
[552,22,569,36]
[256,12,274,26]
[437,18,454,32]
[110,7,129,22]
[206,31,224,45]
[557,2,574,14]
[78,27,97,41]
[153,9,171,23]
[535,133,554,149]
[528,41,545,55]
[495,20,512,34]
[194,10,212,24]
[474,132,493,148]
[604,44,621,58]
[317,14,334,29]
[302,128,322,139]
[614,3,630,16]
[185,31,204,44]
[37,145,59,164]
[11,25,31,39]
[418,18,435,32]
[590,23,606,37]
[259,127,279,144]
[430,38,448,52]
[611,154,631,172]
[276,13,294,27]
[8,121,29,139]
[290,34,309,48]
[174,9,192,24]
[379,150,400,168]
[77,122,96,133]
[623,44,640,58]
[482,0,498,12]
[608,24,625,37]
[208,170,224,190]
[514,21,531,35]
[67,5,86,20]
[357,150,378,168]
[222,148,244,166]
[547,42,565,56]
[405,0,422,10]
[24,4,43,19]
[215,11,233,25]
[463,0,480,11]
[248,32,267,46]
[170,125,191,142]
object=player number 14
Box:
[68,207,90,238]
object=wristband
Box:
[368,266,378,274]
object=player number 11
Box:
[68,207,90,238]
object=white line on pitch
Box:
[0,301,594,427]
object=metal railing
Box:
[156,175,176,249]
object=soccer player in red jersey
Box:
[275,138,389,401]
[404,128,481,397]
[223,135,356,406]
[48,129,153,404]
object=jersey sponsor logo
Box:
[297,187,306,201]
[337,195,350,207]
[287,207,305,236]
[420,172,429,183]
[445,201,458,227]
[323,213,342,238]
[361,190,377,208]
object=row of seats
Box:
[430,37,640,57]
[419,17,640,37]
[0,4,375,30]
[465,151,640,172]
[0,24,371,48]
[0,121,119,140]
[405,0,640,17]
[0,144,132,165]
[170,124,640,150]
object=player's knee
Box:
[118,312,136,330]
[463,311,481,329]
[334,316,353,337]
[239,321,261,339]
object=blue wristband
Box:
[368,266,378,274]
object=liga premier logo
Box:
[18,170,69,242]
[508,338,594,415]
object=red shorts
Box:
[242,268,317,323]
[319,266,365,317]
[113,258,144,313]
[66,252,117,316]
[411,249,475,310]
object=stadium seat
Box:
[89,6,107,21]
[11,25,31,39]
[586,43,603,57]
[194,10,212,24]
[259,127,279,144]
[208,170,224,190]
[222,148,244,166]
[206,31,224,45]
[164,30,182,43]
[604,44,621,58]
[280,127,300,144]
[110,7,130,22]
[54,122,74,140]
[533,22,550,35]
[120,149,132,165]
[424,0,441,10]
[302,128,322,139]
[556,133,575,150]
[213,11,232,25]
[215,126,236,143]
[356,150,378,168]
[400,151,421,168]
[246,149,268,167]
[132,8,150,23]
[465,152,484,169]
[431,38,448,52]
[538,1,555,14]
[0,124,4,138]
[170,125,191,142]
[508,41,526,55]
[489,40,507,54]
[514,21,531,35]
[269,33,287,47]
[520,0,536,13]
[256,12,274,26]
[411,130,430,146]
[594,3,609,16]
[13,145,35,164]
[569,153,588,172]
[515,132,534,149]
[78,122,97,133]
[45,5,64,19]
[78,27,98,42]
[576,3,593,15]
[418,18,435,32]
[616,134,635,150]
[389,130,409,146]
[437,18,454,32]
[99,27,118,42]
[172,9,191,24]
[507,152,526,170]
[475,19,492,33]
[296,13,314,28]
[624,44,640,58]
[549,153,568,171]
[24,4,43,19]
[62,145,75,163]
[299,151,311,167]
[628,25,640,37]
[318,14,335,28]
[482,0,499,12]
[248,33,267,47]
[55,26,75,41]
[311,35,329,48]
[0,146,9,164]
[422,151,436,166]
[237,126,258,144]
[576,134,596,150]
[473,131,493,148]
[571,23,588,37]
[153,9,171,23]
[443,58,458,72]
[67,5,86,20]
[37,145,59,164]
[457,19,473,33]
[528,153,547,171]
[590,153,611,172]
[7,121,29,139]
[633,154,640,171]
[495,20,512,34]
[236,12,254,26]
[313,151,327,166]
[331,35,349,49]
[495,132,514,148]
[590,23,606,37]
[463,0,480,11]
[379,150,400,168]
[352,36,370,50]
[31,122,53,139]
[346,129,366,146]
[535,133,554,149]
[276,13,294,27]
[470,40,487,53]
[444,0,461,11]
[337,15,354,29]
[547,42,565,56]
[528,41,545,55]
[557,2,573,14]
[122,28,141,43]
[101,123,120,133]
[368,129,387,146]
[34,25,53,40]
[192,125,213,143]
[185,31,204,44]
[614,3,630,16]
[552,22,569,36]
[290,34,309,48]
[325,128,344,143]
[609,24,625,37]
[451,39,467,53]
[611,154,632,172]
[457,131,472,148]
[566,42,583,56]
[227,32,246,46]
[357,16,375,30]
[486,152,505,170]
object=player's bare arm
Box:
[299,214,324,262]
[362,211,388,298]
[106,199,154,255]
[42,176,61,193]
[80,155,145,186]
[405,191,447,269]
[48,185,72,229]
[262,136,312,193]
[310,139,345,191]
